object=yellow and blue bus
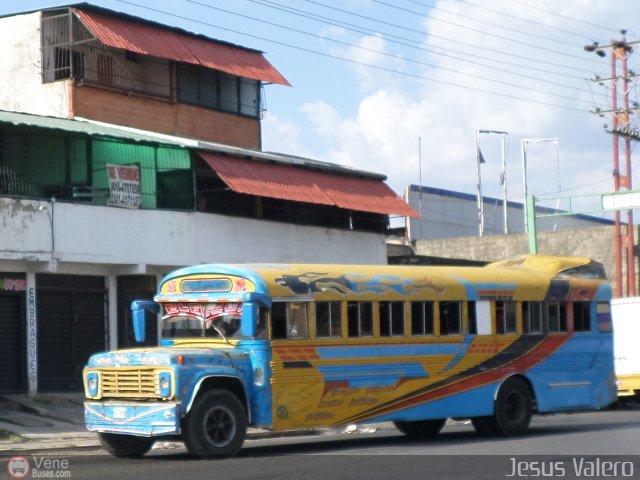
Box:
[83,255,616,457]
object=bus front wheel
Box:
[98,432,154,458]
[490,377,532,436]
[183,389,247,457]
[393,418,446,438]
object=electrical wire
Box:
[250,0,608,99]
[114,0,611,112]
[372,0,604,64]
[302,0,606,76]
[184,0,597,106]
[399,0,591,48]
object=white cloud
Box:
[263,0,639,209]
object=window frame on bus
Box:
[270,300,310,340]
[347,301,374,338]
[315,301,342,339]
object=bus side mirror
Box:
[131,300,160,344]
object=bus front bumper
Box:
[84,401,181,437]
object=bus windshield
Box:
[161,302,243,339]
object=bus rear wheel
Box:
[98,432,154,458]
[490,377,533,436]
[393,418,446,438]
[471,416,497,436]
[183,389,247,457]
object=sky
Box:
[2,0,640,218]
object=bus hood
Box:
[86,346,246,368]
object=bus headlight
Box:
[158,371,172,398]
[86,372,100,397]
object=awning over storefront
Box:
[73,8,290,86]
[198,152,418,217]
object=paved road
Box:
[4,409,640,480]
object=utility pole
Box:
[586,34,639,297]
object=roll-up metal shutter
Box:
[37,274,107,392]
[0,294,26,393]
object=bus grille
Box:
[100,369,160,398]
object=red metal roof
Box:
[73,8,290,86]
[199,152,418,217]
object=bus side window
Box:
[523,301,543,334]
[548,302,568,332]
[379,301,404,337]
[348,301,373,337]
[573,302,592,332]
[316,301,341,338]
[256,307,268,339]
[467,301,477,334]
[271,302,309,339]
[411,301,434,336]
[439,301,461,335]
[271,303,287,339]
[495,301,517,334]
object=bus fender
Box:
[183,373,251,422]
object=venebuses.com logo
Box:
[6,455,71,479]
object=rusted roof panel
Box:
[199,152,418,217]
[73,8,290,86]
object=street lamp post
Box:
[476,129,509,236]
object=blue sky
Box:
[2,0,639,217]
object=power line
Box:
[302,0,605,76]
[431,0,612,42]
[249,0,607,99]
[184,0,595,106]
[400,0,590,48]
[115,0,590,112]
[372,0,604,65]
[506,0,624,33]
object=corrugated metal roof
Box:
[199,152,418,217]
[0,110,194,146]
[73,7,290,86]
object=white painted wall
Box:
[0,12,69,117]
[0,198,387,271]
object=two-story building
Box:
[0,3,416,394]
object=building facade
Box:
[0,5,415,394]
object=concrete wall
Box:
[0,197,387,271]
[412,225,637,291]
[0,12,69,117]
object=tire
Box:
[393,418,446,438]
[489,377,533,436]
[471,416,497,436]
[183,389,247,457]
[98,432,154,458]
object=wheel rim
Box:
[203,405,236,447]
[505,392,526,423]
